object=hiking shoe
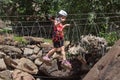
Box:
[61,60,72,70]
[43,56,50,61]
[39,56,52,66]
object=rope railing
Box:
[0,12,119,17]
[0,13,120,43]
[68,12,120,15]
[1,15,119,22]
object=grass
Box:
[13,36,52,45]
[13,36,28,44]
[44,38,52,44]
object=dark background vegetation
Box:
[0,0,120,46]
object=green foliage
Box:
[0,0,120,45]
[44,38,52,44]
[13,36,27,45]
[0,0,120,16]
[0,28,12,34]
[99,32,119,46]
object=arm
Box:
[49,18,60,26]
[48,15,55,22]
[63,24,70,28]
[54,20,61,26]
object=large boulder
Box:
[0,59,7,71]
[83,40,120,80]
[0,45,22,54]
[16,58,38,74]
[68,43,86,55]
[4,57,38,74]
[4,56,18,68]
[0,70,12,80]
[80,35,107,54]
[24,36,44,44]
[12,69,35,80]
[39,59,72,77]
[33,45,40,54]
[24,48,33,56]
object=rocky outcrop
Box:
[67,35,108,67]
[0,34,108,80]
[0,70,12,80]
[0,45,22,54]
[23,36,44,44]
[16,58,38,74]
[68,34,107,55]
[83,40,120,80]
[12,69,35,80]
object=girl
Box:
[42,10,72,69]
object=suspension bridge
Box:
[0,13,120,80]
[0,13,120,42]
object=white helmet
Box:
[58,10,68,17]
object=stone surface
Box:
[26,45,36,49]
[40,42,53,48]
[64,41,70,47]
[12,69,35,80]
[0,59,7,71]
[0,34,113,80]
[24,36,44,44]
[0,45,22,54]
[68,43,86,55]
[33,45,40,54]
[16,58,38,74]
[28,54,38,61]
[83,40,120,80]
[4,56,18,68]
[34,58,43,66]
[0,51,6,58]
[0,70,12,80]
[24,48,33,56]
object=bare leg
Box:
[46,48,57,58]
[61,46,72,70]
[61,46,66,60]
[42,48,57,66]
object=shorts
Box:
[53,40,64,48]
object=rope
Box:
[73,19,81,42]
[1,15,119,22]
[10,20,120,28]
[71,19,80,43]
[1,14,120,43]
[13,22,24,36]
[65,19,73,41]
[0,13,119,17]
[47,24,53,39]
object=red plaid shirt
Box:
[52,23,64,42]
